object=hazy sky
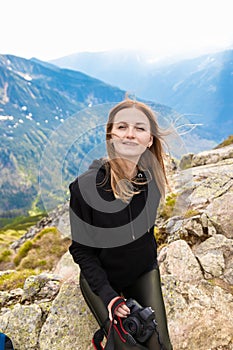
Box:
[1,0,233,61]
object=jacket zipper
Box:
[128,186,150,241]
[128,205,136,240]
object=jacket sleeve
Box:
[69,179,119,307]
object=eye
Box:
[136,127,145,131]
[118,125,126,129]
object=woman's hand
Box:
[107,296,130,322]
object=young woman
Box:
[69,98,173,349]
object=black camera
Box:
[122,298,157,343]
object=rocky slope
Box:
[0,144,233,350]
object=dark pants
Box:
[80,268,173,350]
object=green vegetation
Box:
[28,196,44,216]
[0,213,48,265]
[0,213,71,291]
[0,249,12,263]
[13,241,33,266]
[0,269,37,291]
[17,227,70,271]
[184,209,200,218]
[0,212,46,230]
[0,226,70,290]
[159,193,178,220]
[153,226,168,248]
[214,135,233,149]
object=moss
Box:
[157,243,168,253]
[17,227,70,271]
[0,229,24,247]
[0,249,12,263]
[214,135,233,149]
[13,240,33,266]
[33,227,57,241]
[154,226,168,247]
[159,193,178,219]
[207,278,233,295]
[0,213,47,261]
[1,219,71,291]
[0,269,37,291]
[184,209,200,218]
[38,260,47,266]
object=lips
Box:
[122,141,138,145]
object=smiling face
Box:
[110,108,153,161]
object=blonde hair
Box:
[105,97,168,202]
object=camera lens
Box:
[127,321,137,335]
[123,317,141,336]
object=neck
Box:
[116,157,139,179]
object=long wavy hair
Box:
[105,97,168,202]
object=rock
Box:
[193,235,233,280]
[57,207,71,238]
[39,280,98,350]
[53,250,80,282]
[0,270,16,277]
[0,303,43,350]
[205,192,233,239]
[179,153,194,170]
[159,240,203,282]
[0,288,23,309]
[22,273,61,303]
[188,174,233,207]
[166,216,183,235]
[198,250,225,278]
[191,144,233,167]
[183,216,204,237]
[162,276,233,350]
[10,201,70,250]
[200,213,217,236]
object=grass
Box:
[159,193,178,220]
[16,227,70,271]
[154,226,168,247]
[214,135,233,149]
[0,249,12,263]
[184,209,200,218]
[0,213,71,291]
[0,212,47,261]
[0,212,47,230]
[0,269,37,291]
[13,241,33,266]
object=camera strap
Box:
[92,297,146,350]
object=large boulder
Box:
[159,240,233,350]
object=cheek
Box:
[138,134,151,145]
[111,127,122,137]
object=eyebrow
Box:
[114,121,147,126]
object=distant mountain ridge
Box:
[0,54,126,216]
[52,48,233,141]
[0,54,178,217]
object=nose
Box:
[126,125,135,139]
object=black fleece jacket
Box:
[69,158,161,307]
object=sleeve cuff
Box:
[98,284,119,308]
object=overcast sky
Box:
[1,0,233,62]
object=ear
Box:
[148,136,153,148]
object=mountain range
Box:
[52,48,233,141]
[1,49,232,218]
[0,54,179,217]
